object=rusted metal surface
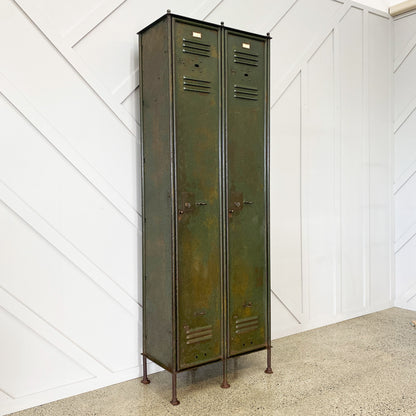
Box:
[173,19,223,370]
[139,13,271,403]
[141,354,150,384]
[225,30,268,357]
[140,18,174,371]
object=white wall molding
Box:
[0,181,141,318]
[393,9,416,312]
[196,0,224,20]
[393,157,416,194]
[64,0,128,48]
[13,0,139,136]
[0,288,105,377]
[393,94,416,132]
[362,9,371,310]
[394,220,416,253]
[393,29,416,70]
[0,78,140,228]
[270,0,391,338]
[0,362,159,416]
[333,23,343,315]
[271,1,352,109]
[300,65,310,323]
[271,291,302,324]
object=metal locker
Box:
[138,11,271,406]
[225,30,269,358]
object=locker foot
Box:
[221,358,230,388]
[170,372,180,405]
[265,345,273,374]
[141,355,151,384]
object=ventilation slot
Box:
[183,76,211,94]
[234,50,258,66]
[235,316,258,334]
[183,39,211,57]
[186,324,213,344]
[234,85,258,101]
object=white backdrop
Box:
[0,0,393,414]
[393,10,416,311]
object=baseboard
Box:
[0,361,162,416]
[394,300,416,312]
[271,302,394,341]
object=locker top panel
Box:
[138,12,270,40]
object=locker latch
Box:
[229,192,243,215]
[180,192,195,215]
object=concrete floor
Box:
[10,307,416,416]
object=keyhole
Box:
[195,63,200,68]
[244,73,248,76]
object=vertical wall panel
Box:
[339,7,365,313]
[271,75,302,320]
[368,13,391,306]
[305,33,336,318]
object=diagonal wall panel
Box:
[393,11,416,312]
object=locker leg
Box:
[265,345,273,374]
[141,355,150,384]
[170,372,180,405]
[220,358,230,388]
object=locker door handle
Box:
[243,201,253,205]
[196,201,207,206]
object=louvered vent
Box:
[235,316,258,334]
[234,50,259,66]
[186,324,213,345]
[234,85,258,101]
[183,76,211,94]
[183,38,211,57]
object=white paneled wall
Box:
[0,0,392,414]
[270,1,392,339]
[393,10,416,311]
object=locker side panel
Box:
[173,19,222,370]
[140,19,174,370]
[225,31,268,356]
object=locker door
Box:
[174,20,222,370]
[225,31,268,356]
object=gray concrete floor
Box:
[10,307,416,416]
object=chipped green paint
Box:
[226,31,267,356]
[139,14,270,380]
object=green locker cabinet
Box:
[138,11,271,405]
